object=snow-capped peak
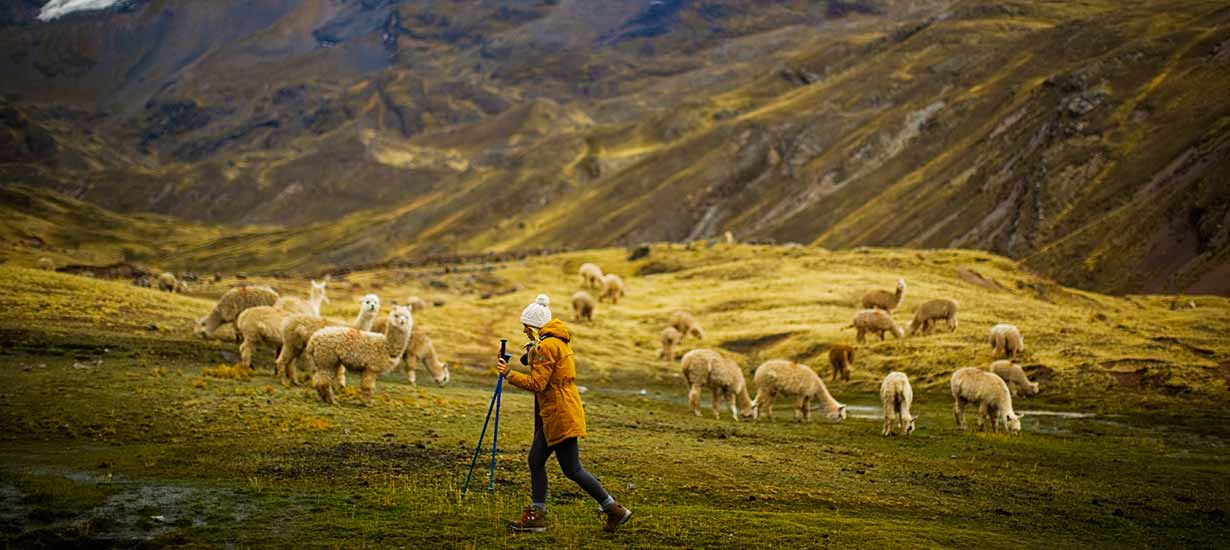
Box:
[38,0,127,22]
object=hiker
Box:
[496,294,632,533]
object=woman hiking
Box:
[496,294,632,533]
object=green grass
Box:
[1,246,1228,547]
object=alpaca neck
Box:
[736,385,754,413]
[206,310,224,333]
[383,320,412,358]
[354,309,375,331]
[813,380,843,414]
[309,293,325,315]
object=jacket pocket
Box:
[538,396,558,419]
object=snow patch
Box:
[38,0,125,21]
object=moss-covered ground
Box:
[1,245,1228,547]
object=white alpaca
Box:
[989,324,1025,359]
[879,372,918,436]
[680,349,754,421]
[275,279,329,317]
[951,367,1022,434]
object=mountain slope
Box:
[1,0,1228,295]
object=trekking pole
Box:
[488,370,503,494]
[461,339,511,497]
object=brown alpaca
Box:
[828,344,855,382]
[572,291,596,321]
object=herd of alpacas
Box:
[188,260,1035,435]
[192,281,449,406]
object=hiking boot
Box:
[509,506,547,533]
[602,503,632,532]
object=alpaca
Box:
[308,306,413,405]
[751,360,846,422]
[235,306,291,372]
[572,291,596,322]
[989,360,1038,397]
[951,367,1022,434]
[862,278,906,311]
[848,309,905,343]
[908,298,958,335]
[275,294,380,386]
[880,372,918,436]
[828,344,855,382]
[600,274,624,304]
[989,324,1025,359]
[195,286,280,339]
[669,311,705,341]
[579,263,604,289]
[659,326,683,361]
[680,349,755,421]
[274,279,329,317]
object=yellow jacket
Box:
[506,319,587,446]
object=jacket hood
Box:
[539,318,570,343]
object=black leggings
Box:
[529,428,611,507]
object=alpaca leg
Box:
[711,387,722,420]
[312,368,335,404]
[802,397,812,422]
[793,396,806,422]
[953,398,966,429]
[977,402,990,431]
[728,392,739,421]
[360,371,378,406]
[883,411,893,436]
[239,338,253,369]
[274,347,290,386]
[688,384,703,417]
[335,365,347,388]
[857,329,866,344]
[406,358,416,386]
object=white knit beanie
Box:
[520,294,552,328]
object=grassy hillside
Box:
[2,245,1228,546]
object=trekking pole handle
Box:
[498,338,511,369]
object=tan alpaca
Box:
[861,278,906,311]
[195,286,280,340]
[848,309,905,343]
[669,310,705,341]
[680,349,755,421]
[989,360,1038,397]
[600,273,624,304]
[659,326,683,361]
[752,360,846,422]
[909,298,959,335]
[308,306,413,406]
[572,291,596,322]
[275,294,380,386]
[235,306,291,372]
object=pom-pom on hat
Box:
[520,294,552,328]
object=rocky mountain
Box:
[1,0,1227,295]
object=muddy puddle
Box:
[0,470,256,544]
